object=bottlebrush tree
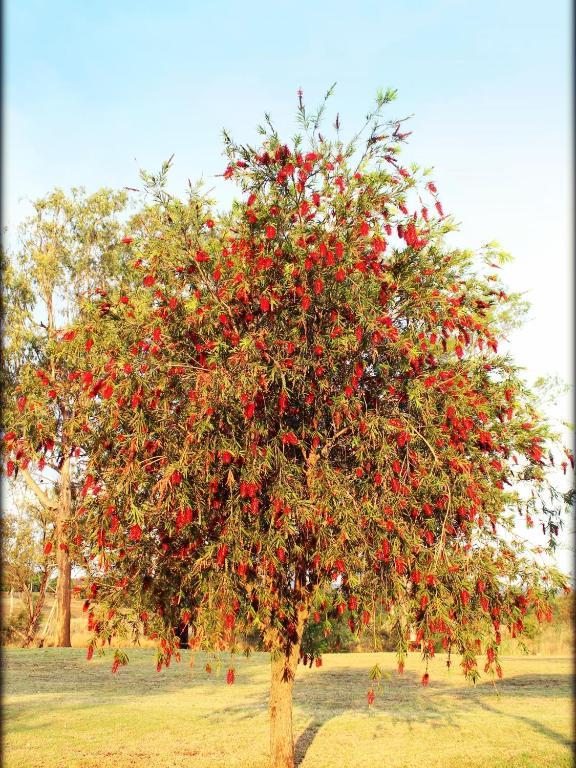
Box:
[7,89,572,768]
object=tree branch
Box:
[19,468,59,511]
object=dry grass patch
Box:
[2,649,574,768]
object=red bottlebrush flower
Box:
[278,391,288,414]
[313,611,321,622]
[101,384,114,400]
[281,432,298,445]
[265,225,276,239]
[237,562,248,577]
[301,295,311,311]
[260,296,271,312]
[205,663,212,674]
[394,557,406,575]
[112,659,120,674]
[355,467,364,478]
[398,661,405,675]
[143,274,155,287]
[216,544,228,567]
[221,451,233,464]
[315,657,322,667]
[43,541,53,555]
[205,219,215,229]
[121,236,133,244]
[17,396,27,412]
[6,460,15,477]
[359,221,369,236]
[62,330,76,342]
[226,668,235,684]
[87,646,94,661]
[421,673,430,686]
[129,524,142,542]
[361,610,370,625]
[460,589,471,606]
[85,338,94,352]
[367,688,375,706]
[348,596,358,611]
[244,402,255,419]
[313,278,324,295]
[170,470,183,485]
[335,267,346,282]
[374,471,382,486]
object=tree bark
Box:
[270,650,298,768]
[269,608,308,768]
[55,457,72,647]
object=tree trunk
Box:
[269,608,308,768]
[55,457,72,647]
[270,651,297,768]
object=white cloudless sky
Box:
[3,0,573,572]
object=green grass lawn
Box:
[2,648,574,768]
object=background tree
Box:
[7,92,572,768]
[2,187,131,646]
[0,492,55,646]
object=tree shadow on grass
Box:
[474,697,575,750]
[290,665,574,765]
[5,650,574,762]
[294,720,324,767]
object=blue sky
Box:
[4,0,573,567]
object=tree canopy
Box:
[2,89,572,767]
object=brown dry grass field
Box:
[3,647,574,768]
[3,594,574,766]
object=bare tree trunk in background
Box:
[55,457,72,647]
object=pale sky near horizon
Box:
[3,1,573,573]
